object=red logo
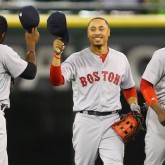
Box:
[79,71,120,87]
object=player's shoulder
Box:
[0,44,15,53]
[73,48,88,56]
[152,47,165,59]
[0,44,11,50]
[0,44,14,57]
[109,48,127,59]
[63,49,83,65]
[67,48,88,59]
[154,47,165,55]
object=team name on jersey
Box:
[79,71,120,87]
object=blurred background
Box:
[1,0,165,165]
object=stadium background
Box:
[2,7,165,165]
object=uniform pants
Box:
[144,108,165,165]
[0,111,8,165]
[72,112,124,165]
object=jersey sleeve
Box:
[121,56,135,89]
[142,50,165,85]
[2,45,27,78]
[61,54,77,83]
[50,65,64,86]
[140,78,158,106]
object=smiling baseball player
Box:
[50,16,141,165]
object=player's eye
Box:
[99,27,105,31]
[90,28,96,32]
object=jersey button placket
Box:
[99,65,106,111]
[95,63,102,111]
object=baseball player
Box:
[140,48,165,165]
[0,15,39,165]
[50,17,141,165]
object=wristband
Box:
[53,53,61,59]
[27,50,36,55]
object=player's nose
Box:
[94,28,100,34]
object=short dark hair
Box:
[0,15,8,33]
[87,17,110,29]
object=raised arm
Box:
[50,38,65,86]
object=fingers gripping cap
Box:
[47,11,69,45]
[18,5,40,32]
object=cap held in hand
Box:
[47,11,69,45]
[18,5,40,32]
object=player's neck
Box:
[89,45,108,56]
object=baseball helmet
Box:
[47,11,69,45]
[18,5,40,32]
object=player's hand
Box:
[53,38,65,55]
[151,102,165,126]
[25,28,40,44]
[130,103,141,113]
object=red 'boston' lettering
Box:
[79,77,87,87]
[102,71,108,81]
[87,74,94,83]
[93,71,100,81]
[113,74,120,85]
[79,71,120,87]
[108,72,114,82]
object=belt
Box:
[0,104,7,111]
[79,110,119,116]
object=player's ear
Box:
[87,28,90,39]
[108,28,111,37]
[0,32,6,43]
[2,32,6,38]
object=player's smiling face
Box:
[87,19,110,47]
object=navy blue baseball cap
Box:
[0,15,8,33]
[18,5,40,32]
[47,11,69,45]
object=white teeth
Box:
[95,38,101,41]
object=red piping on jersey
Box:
[140,78,158,106]
[98,49,109,62]
[50,65,64,86]
[99,53,108,62]
[123,86,137,100]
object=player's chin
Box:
[93,42,103,47]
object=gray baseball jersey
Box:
[142,48,165,165]
[142,48,165,105]
[0,44,27,107]
[61,47,135,112]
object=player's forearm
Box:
[25,51,37,65]
[26,41,36,52]
[50,47,63,85]
[126,96,138,105]
[50,64,64,86]
[140,78,158,106]
[141,79,165,126]
[25,28,39,65]
[150,102,162,114]
[52,54,61,67]
[123,87,138,105]
[123,87,140,112]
